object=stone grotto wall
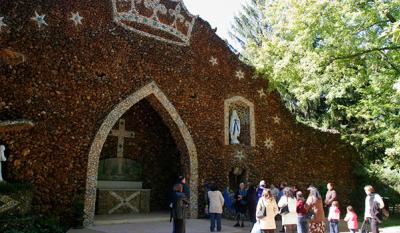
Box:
[0,0,357,220]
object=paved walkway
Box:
[68,215,400,233]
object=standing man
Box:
[234,182,248,227]
[364,185,385,233]
[325,183,337,209]
[178,175,190,197]
[256,180,266,204]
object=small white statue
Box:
[0,145,6,182]
[230,110,241,144]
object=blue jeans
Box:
[329,220,339,233]
[297,216,308,233]
[210,213,222,232]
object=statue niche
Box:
[229,103,251,146]
[224,96,256,147]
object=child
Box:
[328,200,340,233]
[344,205,358,233]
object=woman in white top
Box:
[208,183,225,232]
[256,189,278,233]
[364,185,384,233]
[278,187,297,233]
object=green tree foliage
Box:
[232,0,400,193]
[229,0,267,53]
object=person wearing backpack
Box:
[363,185,385,233]
[171,183,189,233]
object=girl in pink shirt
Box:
[344,206,358,233]
[328,201,340,233]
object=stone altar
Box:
[96,181,150,215]
[96,158,150,215]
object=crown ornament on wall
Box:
[111,0,197,46]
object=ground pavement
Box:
[68,215,400,233]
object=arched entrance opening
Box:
[83,81,198,225]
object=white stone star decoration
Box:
[209,56,218,66]
[258,89,266,98]
[0,17,7,32]
[236,70,245,80]
[234,150,245,161]
[264,137,274,150]
[31,11,48,28]
[273,115,281,124]
[70,12,83,26]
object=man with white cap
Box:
[256,180,266,204]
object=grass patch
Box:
[381,213,400,228]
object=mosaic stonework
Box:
[0,17,7,32]
[111,0,197,46]
[96,189,150,215]
[84,81,198,226]
[0,195,19,214]
[224,96,256,147]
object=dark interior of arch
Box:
[97,98,183,212]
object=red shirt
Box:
[296,199,308,216]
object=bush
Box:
[0,182,35,217]
[0,214,68,233]
[0,182,34,194]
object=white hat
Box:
[259,180,265,187]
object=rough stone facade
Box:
[0,0,356,225]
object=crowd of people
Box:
[169,176,387,233]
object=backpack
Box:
[372,194,389,222]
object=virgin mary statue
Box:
[230,110,240,144]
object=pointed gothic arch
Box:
[83,81,198,225]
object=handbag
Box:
[251,221,263,233]
[279,197,290,215]
[256,199,267,218]
[279,204,289,215]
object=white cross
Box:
[109,119,135,158]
